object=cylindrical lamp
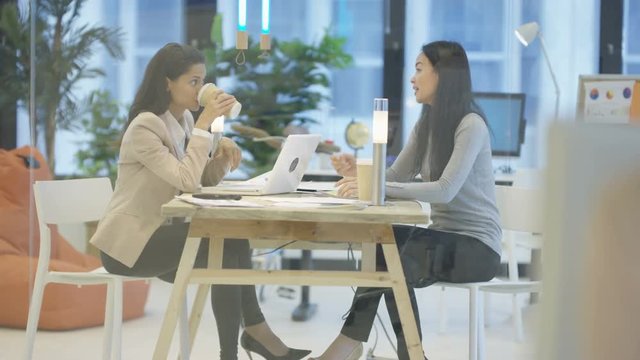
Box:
[236,0,248,50]
[372,98,387,206]
[260,0,271,51]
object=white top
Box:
[160,110,213,159]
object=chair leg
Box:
[111,279,123,360]
[478,292,485,360]
[512,294,524,342]
[23,278,47,360]
[505,234,525,341]
[438,286,448,334]
[103,281,115,360]
[483,292,492,327]
[469,286,478,360]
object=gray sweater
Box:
[385,113,502,255]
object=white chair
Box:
[436,185,543,360]
[24,178,190,360]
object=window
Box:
[49,0,185,175]
[623,0,640,74]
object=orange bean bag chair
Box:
[0,146,150,330]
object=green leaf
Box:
[204,29,352,175]
[210,13,223,47]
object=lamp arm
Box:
[538,34,560,121]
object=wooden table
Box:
[153,195,429,360]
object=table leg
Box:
[153,237,201,360]
[183,237,222,357]
[361,243,376,272]
[186,285,210,353]
[292,250,317,321]
[381,242,424,360]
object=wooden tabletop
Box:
[162,194,428,225]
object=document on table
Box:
[176,194,365,209]
[297,181,338,192]
[176,195,265,208]
[258,195,366,208]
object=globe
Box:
[345,119,369,153]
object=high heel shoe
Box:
[309,343,363,360]
[240,331,311,360]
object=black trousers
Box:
[100,222,265,360]
[340,226,500,360]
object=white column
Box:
[218,0,237,50]
[118,0,137,106]
[305,0,332,43]
[402,0,430,145]
[54,0,105,174]
[537,0,599,166]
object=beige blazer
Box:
[90,110,226,267]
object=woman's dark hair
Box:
[414,41,486,181]
[124,42,205,129]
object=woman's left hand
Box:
[335,176,359,198]
[213,137,242,171]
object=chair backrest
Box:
[33,178,113,264]
[495,185,543,234]
[34,177,113,225]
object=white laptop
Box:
[201,134,321,195]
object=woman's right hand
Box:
[194,90,237,131]
[331,153,357,177]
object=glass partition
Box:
[0,0,611,358]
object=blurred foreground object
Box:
[541,123,640,360]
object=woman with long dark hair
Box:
[315,41,502,360]
[90,43,310,360]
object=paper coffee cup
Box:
[197,83,242,119]
[356,159,373,202]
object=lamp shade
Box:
[372,98,388,144]
[515,21,540,46]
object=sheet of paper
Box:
[176,195,264,208]
[297,181,337,192]
[258,196,364,205]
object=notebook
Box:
[201,134,321,195]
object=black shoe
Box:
[240,332,311,360]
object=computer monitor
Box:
[473,92,526,157]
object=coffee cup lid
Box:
[197,83,216,106]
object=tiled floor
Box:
[1,280,538,359]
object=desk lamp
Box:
[515,21,560,121]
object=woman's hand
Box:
[335,176,359,198]
[331,153,357,177]
[194,90,237,131]
[213,137,242,172]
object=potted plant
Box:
[0,0,123,173]
[205,16,352,176]
[74,90,126,184]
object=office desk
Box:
[153,196,429,360]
